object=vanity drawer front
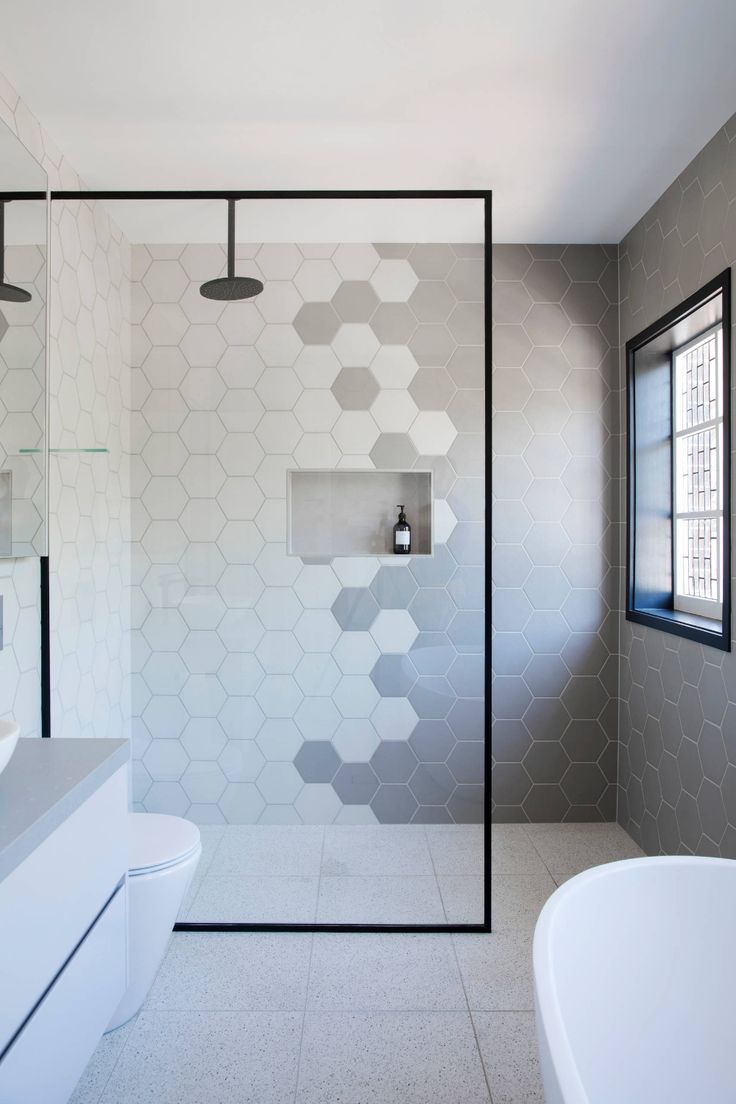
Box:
[0,765,127,1050]
[0,882,127,1104]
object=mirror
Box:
[0,116,47,556]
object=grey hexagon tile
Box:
[408,281,456,323]
[369,302,417,344]
[408,366,456,410]
[369,432,418,469]
[409,324,455,367]
[331,280,379,323]
[331,366,380,411]
[293,302,341,345]
[408,244,455,279]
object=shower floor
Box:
[178,824,485,926]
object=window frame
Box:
[626,268,731,652]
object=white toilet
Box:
[106,812,201,1032]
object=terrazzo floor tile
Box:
[306,934,466,1010]
[486,825,548,875]
[146,933,313,1011]
[187,874,319,923]
[473,1011,545,1104]
[208,825,325,876]
[524,822,645,875]
[317,874,445,924]
[296,1011,491,1104]
[99,1011,302,1104]
[453,933,534,1010]
[425,824,485,876]
[489,874,556,933]
[321,825,434,876]
[68,1015,138,1104]
[437,874,485,924]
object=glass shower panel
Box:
[111,196,487,927]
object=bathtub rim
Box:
[532,854,736,1104]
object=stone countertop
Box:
[0,737,129,884]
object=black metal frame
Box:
[626,268,731,651]
[41,188,492,935]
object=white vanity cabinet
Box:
[0,739,130,1104]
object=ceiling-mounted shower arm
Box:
[199,198,263,302]
[227,198,235,280]
[0,202,6,283]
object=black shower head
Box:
[200,199,263,301]
[200,274,263,301]
[0,203,31,303]
[0,281,31,303]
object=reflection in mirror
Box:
[0,116,47,556]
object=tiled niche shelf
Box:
[287,469,433,557]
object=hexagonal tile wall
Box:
[491,242,619,822]
[618,118,736,858]
[130,240,486,824]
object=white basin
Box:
[0,720,20,776]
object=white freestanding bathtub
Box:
[533,856,736,1104]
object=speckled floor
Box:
[71,822,643,1104]
[179,823,486,925]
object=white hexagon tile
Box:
[129,240,485,825]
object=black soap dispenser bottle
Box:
[393,505,411,555]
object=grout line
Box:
[448,924,495,1103]
[422,824,451,924]
[314,824,326,924]
[295,832,324,1102]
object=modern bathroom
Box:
[0,3,735,1102]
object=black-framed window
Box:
[626,268,731,651]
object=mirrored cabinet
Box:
[0,116,47,557]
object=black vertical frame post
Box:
[40,555,50,738]
[45,189,493,934]
[483,192,492,931]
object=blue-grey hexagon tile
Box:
[409,719,455,763]
[370,741,418,783]
[370,784,419,824]
[294,740,341,783]
[331,587,379,631]
[369,566,418,609]
[408,589,456,632]
[370,654,417,698]
[447,698,484,741]
[409,632,456,675]
[332,762,379,804]
[409,675,455,719]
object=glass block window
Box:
[673,327,724,617]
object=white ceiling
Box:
[0,0,735,243]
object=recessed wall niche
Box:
[287,469,432,557]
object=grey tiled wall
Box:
[491,243,620,821]
[130,242,485,825]
[618,114,736,856]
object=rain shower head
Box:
[0,202,31,303]
[200,199,263,301]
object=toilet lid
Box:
[127,813,201,874]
